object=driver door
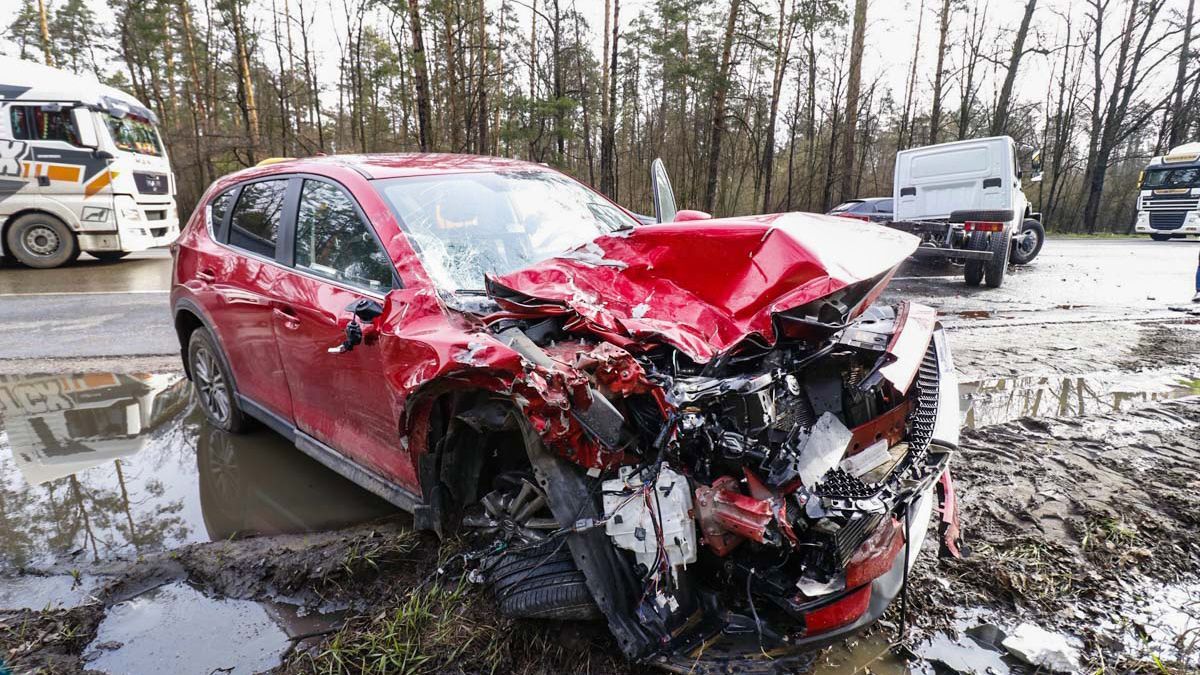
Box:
[270,177,417,489]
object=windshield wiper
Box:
[455,288,489,295]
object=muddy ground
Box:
[3,240,1200,674]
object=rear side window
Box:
[877,199,893,212]
[294,179,393,291]
[228,180,287,258]
[208,190,232,233]
[9,105,81,145]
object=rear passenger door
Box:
[270,178,413,488]
[205,178,296,421]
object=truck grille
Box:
[133,172,169,195]
[1150,211,1187,230]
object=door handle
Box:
[196,268,216,282]
[273,307,301,329]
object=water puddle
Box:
[959,368,1198,429]
[1103,580,1200,666]
[0,372,399,573]
[0,573,100,610]
[83,581,292,675]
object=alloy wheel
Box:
[193,345,231,424]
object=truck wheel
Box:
[5,213,80,269]
[984,229,1009,288]
[1010,219,1045,265]
[1150,233,1175,242]
[92,251,131,262]
[963,232,988,286]
[949,209,1016,224]
[487,538,600,621]
[188,327,249,433]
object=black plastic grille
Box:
[134,172,170,195]
[832,513,882,567]
[907,339,940,452]
[1150,211,1187,230]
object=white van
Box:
[892,136,1044,288]
[1134,142,1200,241]
[0,57,179,268]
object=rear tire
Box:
[1009,219,1045,265]
[487,539,600,621]
[5,213,79,269]
[963,232,987,286]
[984,229,1010,288]
[91,251,131,262]
[1150,233,1175,242]
[188,327,248,433]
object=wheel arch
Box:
[173,298,234,390]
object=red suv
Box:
[170,154,962,667]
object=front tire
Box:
[5,213,80,269]
[1010,219,1045,265]
[188,327,248,433]
[487,538,600,621]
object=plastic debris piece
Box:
[1000,623,1081,673]
[795,412,852,487]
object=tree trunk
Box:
[762,0,797,212]
[990,0,1037,136]
[898,0,926,150]
[36,0,55,66]
[703,0,743,214]
[1169,0,1196,146]
[927,0,951,145]
[476,0,489,153]
[839,0,867,203]
[408,0,433,152]
[600,0,620,197]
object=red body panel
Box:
[490,212,917,363]
[171,154,924,498]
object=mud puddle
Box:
[0,372,398,572]
[960,367,1199,429]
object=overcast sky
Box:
[0,0,1185,130]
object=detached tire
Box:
[963,232,988,286]
[984,228,1010,288]
[1010,219,1045,265]
[488,539,599,621]
[5,213,80,269]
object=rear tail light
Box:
[963,221,1005,232]
[833,213,871,222]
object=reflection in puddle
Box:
[84,581,291,675]
[0,371,398,572]
[960,369,1198,428]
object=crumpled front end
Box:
[448,215,963,664]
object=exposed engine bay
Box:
[462,296,963,665]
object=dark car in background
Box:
[828,197,893,222]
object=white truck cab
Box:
[891,136,1044,288]
[0,57,179,268]
[1135,142,1200,241]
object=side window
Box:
[9,105,80,145]
[294,179,393,291]
[208,190,232,233]
[228,180,287,258]
[878,199,893,212]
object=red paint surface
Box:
[803,585,872,636]
[173,154,925,495]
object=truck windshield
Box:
[106,114,163,156]
[374,170,637,291]
[1143,167,1200,189]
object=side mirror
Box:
[674,209,712,222]
[71,107,99,149]
[650,158,678,224]
[329,298,384,353]
[1030,149,1044,183]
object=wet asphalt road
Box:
[0,238,1196,364]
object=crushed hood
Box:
[487,212,919,362]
